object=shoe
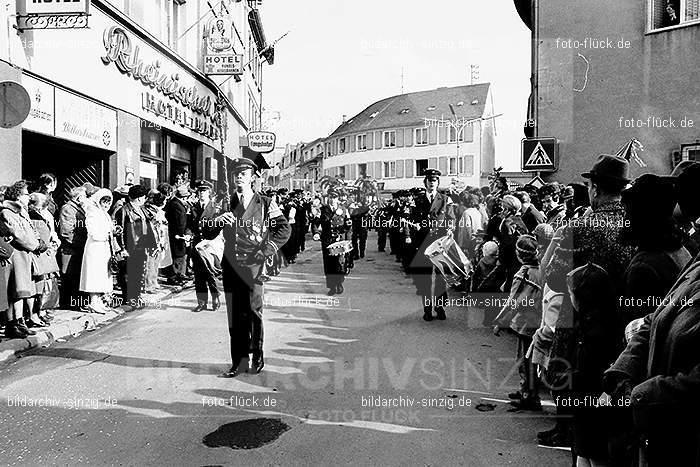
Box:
[220,366,240,378]
[5,324,29,339]
[435,307,446,320]
[423,306,434,321]
[16,319,36,336]
[26,318,48,328]
[327,288,336,296]
[191,302,207,313]
[336,284,344,294]
[508,391,523,401]
[509,397,542,411]
[538,430,572,448]
[211,295,221,311]
[250,355,264,374]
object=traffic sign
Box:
[0,81,31,129]
[521,137,557,172]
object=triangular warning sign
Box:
[525,142,553,166]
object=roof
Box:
[329,83,491,138]
[304,137,326,150]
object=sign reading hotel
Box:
[203,16,243,76]
[101,26,220,142]
[24,0,88,15]
[18,0,89,30]
[248,131,276,153]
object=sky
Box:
[261,0,531,171]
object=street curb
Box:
[0,283,193,365]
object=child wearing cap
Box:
[493,234,543,410]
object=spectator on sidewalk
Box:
[57,186,88,310]
[28,193,60,321]
[0,181,45,338]
[32,173,58,216]
[113,185,157,308]
[80,188,115,314]
[143,190,169,294]
[165,184,191,285]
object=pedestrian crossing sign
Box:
[521,138,557,172]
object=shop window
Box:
[649,0,699,29]
[141,125,162,158]
[415,159,429,177]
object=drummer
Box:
[313,188,352,295]
[409,168,455,321]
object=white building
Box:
[323,84,497,191]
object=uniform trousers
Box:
[321,247,345,289]
[222,257,264,363]
[192,249,219,304]
[413,265,447,310]
[351,227,368,258]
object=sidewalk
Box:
[0,281,193,365]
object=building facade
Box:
[0,0,271,201]
[514,0,700,182]
[322,84,496,191]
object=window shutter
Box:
[375,161,383,178]
[375,131,382,148]
[396,159,405,178]
[396,128,404,147]
[348,164,355,179]
[366,162,374,178]
[349,136,355,152]
[438,156,448,174]
[428,157,438,169]
[465,155,474,176]
[405,159,414,178]
[404,128,413,146]
[366,133,373,150]
[438,126,447,144]
[428,126,437,144]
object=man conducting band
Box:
[409,168,455,321]
[212,158,290,378]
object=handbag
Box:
[31,251,59,277]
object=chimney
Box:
[342,114,347,123]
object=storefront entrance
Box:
[22,131,111,206]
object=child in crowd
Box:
[471,241,505,326]
[493,235,543,410]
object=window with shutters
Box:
[339,137,347,154]
[357,134,367,151]
[415,128,428,145]
[415,159,429,177]
[449,126,465,143]
[338,165,346,178]
[383,161,396,178]
[448,157,458,175]
[358,163,367,177]
[383,130,396,148]
[649,0,699,30]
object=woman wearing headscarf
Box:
[0,181,46,337]
[28,192,60,321]
[79,188,115,313]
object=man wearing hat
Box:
[189,180,221,312]
[312,187,352,295]
[539,155,636,452]
[165,183,192,285]
[113,185,158,307]
[409,168,455,321]
[211,158,290,377]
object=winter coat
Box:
[57,200,87,276]
[0,200,41,299]
[494,263,542,337]
[164,197,189,258]
[604,257,700,466]
[80,189,114,293]
[527,283,563,368]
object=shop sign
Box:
[142,92,219,141]
[22,74,54,136]
[204,54,243,76]
[18,0,89,30]
[102,26,215,119]
[248,131,276,153]
[55,88,117,151]
[206,16,233,53]
[24,0,88,15]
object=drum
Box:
[424,235,472,287]
[327,240,353,257]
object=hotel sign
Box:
[248,131,276,153]
[24,0,88,15]
[101,26,220,141]
[18,0,89,30]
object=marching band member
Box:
[211,158,290,378]
[409,169,455,321]
[313,188,352,296]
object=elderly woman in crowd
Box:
[0,181,46,338]
[80,188,116,314]
[28,192,60,321]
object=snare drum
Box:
[424,235,472,286]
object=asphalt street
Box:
[0,232,569,466]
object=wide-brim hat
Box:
[581,154,631,183]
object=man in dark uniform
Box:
[313,188,352,295]
[211,158,290,378]
[409,169,455,321]
[350,195,371,260]
[189,180,221,312]
[376,198,391,252]
[164,184,191,285]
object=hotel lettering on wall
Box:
[101,26,220,141]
